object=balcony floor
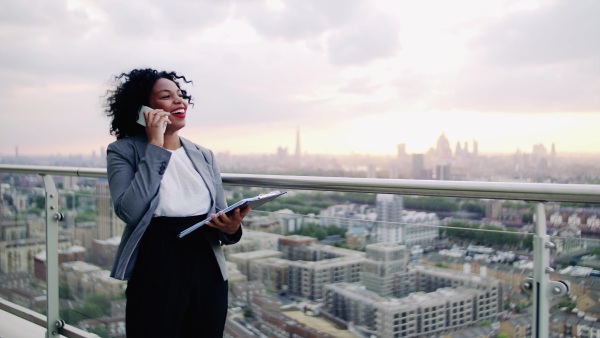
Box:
[0,309,69,338]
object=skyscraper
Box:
[436,165,451,180]
[361,243,410,297]
[436,133,452,162]
[376,194,404,223]
[412,154,429,179]
[295,127,301,161]
[397,143,407,159]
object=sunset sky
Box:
[0,0,598,157]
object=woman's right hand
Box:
[144,109,171,147]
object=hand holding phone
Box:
[137,106,167,133]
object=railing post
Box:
[42,175,64,338]
[532,202,550,338]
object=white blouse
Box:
[154,147,211,217]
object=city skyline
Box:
[0,129,592,159]
[0,0,599,157]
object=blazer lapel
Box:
[180,138,217,206]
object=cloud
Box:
[469,0,600,67]
[93,0,234,38]
[0,0,598,156]
[338,77,381,95]
[235,1,401,66]
[439,0,600,112]
[235,0,363,41]
[325,17,401,66]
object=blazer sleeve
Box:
[204,147,243,245]
[107,141,172,226]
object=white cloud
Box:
[0,0,598,156]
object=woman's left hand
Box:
[206,207,251,235]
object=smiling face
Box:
[148,78,189,132]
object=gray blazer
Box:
[106,134,242,281]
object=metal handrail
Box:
[1,164,599,203]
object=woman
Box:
[104,68,249,337]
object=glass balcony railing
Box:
[1,164,599,338]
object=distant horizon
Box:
[2,145,599,159]
[2,124,598,159]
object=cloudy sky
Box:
[0,0,598,157]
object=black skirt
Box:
[125,215,229,338]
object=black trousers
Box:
[125,215,228,338]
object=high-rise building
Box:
[411,154,428,179]
[436,164,451,180]
[397,143,407,159]
[376,194,403,223]
[396,143,410,177]
[373,194,439,246]
[455,142,462,157]
[295,127,301,164]
[532,143,547,158]
[361,243,412,297]
[389,162,399,179]
[367,163,376,178]
[436,133,452,162]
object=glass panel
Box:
[1,173,598,337]
[1,172,51,319]
[0,173,126,337]
[548,203,600,338]
[220,190,533,337]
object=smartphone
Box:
[136,106,153,127]
[137,105,167,132]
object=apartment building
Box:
[61,261,126,299]
[0,236,73,274]
[287,254,365,300]
[361,242,413,298]
[222,229,282,259]
[229,249,283,279]
[323,243,502,337]
[325,283,499,338]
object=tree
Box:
[86,293,111,316]
[89,325,110,338]
[292,223,331,240]
[35,195,45,209]
[404,196,458,212]
[445,221,533,249]
[59,282,72,300]
[61,293,113,325]
[76,209,97,223]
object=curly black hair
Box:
[104,68,193,139]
